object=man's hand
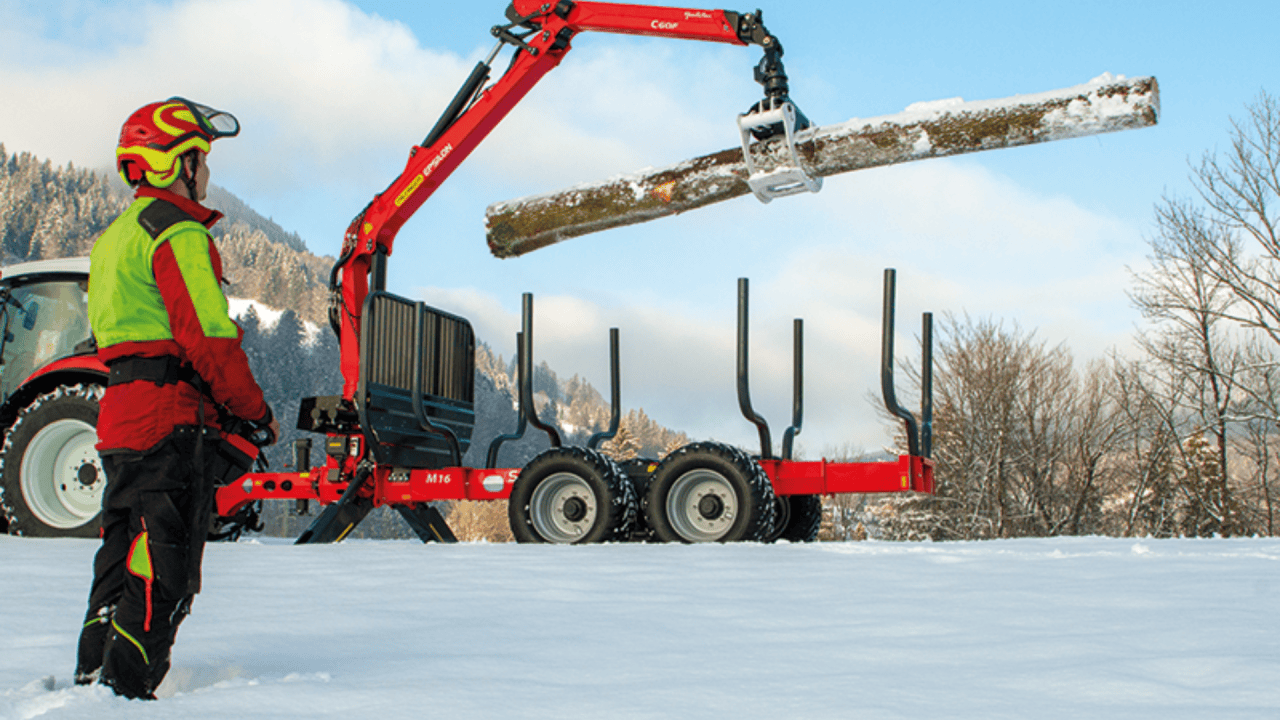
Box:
[247,405,279,447]
[265,415,281,446]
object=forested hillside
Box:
[0,144,332,326]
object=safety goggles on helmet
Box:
[168,97,240,139]
[116,97,240,189]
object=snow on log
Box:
[486,75,1159,258]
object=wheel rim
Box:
[667,468,738,542]
[19,418,104,529]
[528,472,598,543]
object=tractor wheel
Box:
[771,495,823,543]
[645,442,776,543]
[0,384,105,537]
[509,447,636,544]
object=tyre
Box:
[771,494,823,543]
[0,384,106,537]
[645,442,776,543]
[509,447,637,544]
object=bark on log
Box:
[486,75,1159,258]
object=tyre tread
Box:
[0,383,105,537]
[645,441,776,543]
[508,446,636,544]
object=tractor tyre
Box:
[0,384,105,537]
[645,442,776,543]
[509,447,637,544]
[773,494,823,543]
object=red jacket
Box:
[89,188,269,453]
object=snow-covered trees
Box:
[0,144,128,263]
[872,317,1121,540]
[1120,91,1280,537]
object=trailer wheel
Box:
[772,495,823,542]
[646,442,776,543]
[0,384,105,537]
[509,447,636,544]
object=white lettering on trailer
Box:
[651,20,679,31]
[423,143,453,178]
[423,473,452,484]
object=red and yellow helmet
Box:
[116,97,239,188]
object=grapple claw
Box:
[737,100,822,204]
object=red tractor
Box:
[0,257,108,537]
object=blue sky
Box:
[1,0,1276,456]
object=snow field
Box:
[1,536,1278,719]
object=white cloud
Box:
[1,0,466,189]
[0,0,755,198]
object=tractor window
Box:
[0,279,91,405]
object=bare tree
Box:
[1106,357,1183,537]
[1128,208,1247,535]
[1169,92,1280,343]
[1060,360,1125,535]
[1123,91,1280,536]
[881,315,1123,540]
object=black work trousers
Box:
[75,432,218,700]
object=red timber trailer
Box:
[214,268,935,544]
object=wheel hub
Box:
[698,494,725,520]
[528,472,598,543]
[563,496,589,523]
[667,469,738,542]
[77,462,99,487]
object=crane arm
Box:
[332,1,796,397]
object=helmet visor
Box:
[169,97,240,139]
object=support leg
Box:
[396,504,457,543]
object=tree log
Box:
[486,75,1159,258]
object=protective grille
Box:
[359,292,475,468]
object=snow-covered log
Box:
[486,75,1159,258]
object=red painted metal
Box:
[216,463,521,518]
[761,456,935,496]
[560,2,744,44]
[22,355,107,385]
[215,456,932,518]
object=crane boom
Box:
[332,1,797,398]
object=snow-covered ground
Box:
[2,536,1278,719]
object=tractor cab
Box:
[0,258,94,407]
[0,257,105,538]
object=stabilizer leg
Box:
[396,505,458,543]
[296,496,374,544]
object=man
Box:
[75,98,279,700]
